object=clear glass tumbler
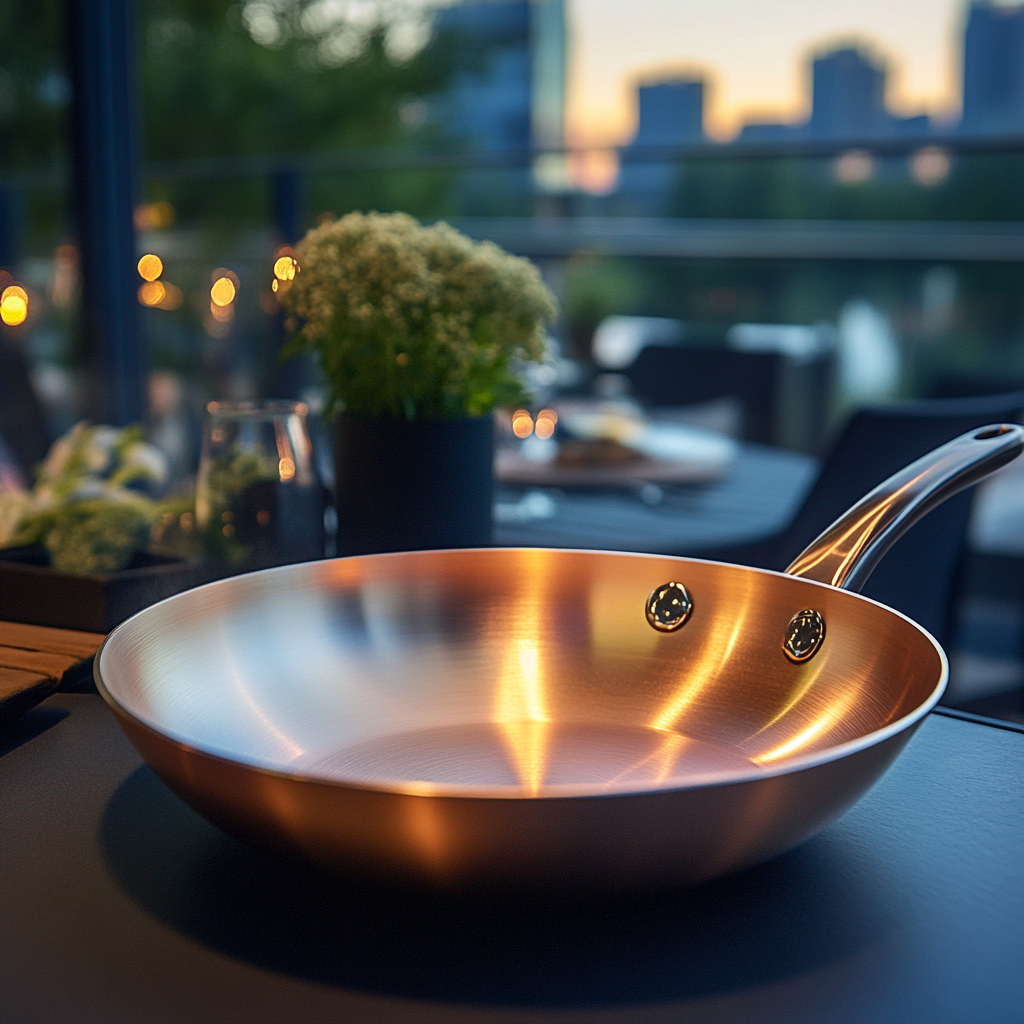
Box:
[196,400,324,567]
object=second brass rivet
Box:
[646,581,693,632]
[784,608,826,663]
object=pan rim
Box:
[94,547,949,802]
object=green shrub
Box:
[279,211,557,419]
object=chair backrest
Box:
[625,345,785,445]
[769,390,1024,645]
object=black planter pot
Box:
[334,413,493,555]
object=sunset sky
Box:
[564,0,969,144]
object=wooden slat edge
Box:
[0,666,51,700]
[0,646,79,677]
[0,621,105,659]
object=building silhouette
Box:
[617,77,705,212]
[633,80,705,146]
[431,0,566,208]
[962,1,1024,134]
[738,44,931,142]
[810,47,887,138]
[434,0,533,153]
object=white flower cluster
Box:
[0,422,169,572]
[31,422,168,508]
[279,211,558,419]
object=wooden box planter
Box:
[0,546,218,634]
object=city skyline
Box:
[564,0,967,145]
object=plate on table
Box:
[494,413,738,488]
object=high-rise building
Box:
[434,0,532,153]
[809,47,887,138]
[531,0,566,150]
[962,2,1024,134]
[633,80,705,146]
[433,0,565,153]
[617,77,704,212]
[738,44,931,142]
[431,0,566,206]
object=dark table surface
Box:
[1,693,1022,1023]
[492,443,818,554]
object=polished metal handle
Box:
[785,423,1024,592]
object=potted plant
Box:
[279,211,557,554]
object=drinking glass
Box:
[196,400,324,567]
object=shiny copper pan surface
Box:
[96,425,1023,888]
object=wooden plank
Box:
[0,621,106,730]
[0,621,105,659]
[0,646,79,678]
[0,666,49,700]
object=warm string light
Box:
[137,254,163,282]
[210,276,236,306]
[134,201,175,231]
[535,408,558,440]
[271,247,298,297]
[512,408,557,440]
[135,253,182,309]
[0,284,28,326]
[138,281,166,307]
[512,409,534,438]
[273,255,298,281]
[209,268,239,324]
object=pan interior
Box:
[99,548,945,796]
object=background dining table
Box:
[0,689,1021,1024]
[492,442,818,554]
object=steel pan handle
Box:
[785,423,1024,592]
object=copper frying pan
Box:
[96,424,1023,889]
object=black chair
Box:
[625,345,785,445]
[685,391,1024,648]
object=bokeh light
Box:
[273,255,298,281]
[534,408,558,440]
[833,150,874,185]
[0,284,28,326]
[910,146,952,187]
[157,282,183,310]
[138,281,166,306]
[512,409,534,438]
[210,297,234,322]
[51,244,79,308]
[137,254,164,282]
[210,276,236,306]
[134,201,175,231]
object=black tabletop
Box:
[1,693,1022,1023]
[493,443,818,554]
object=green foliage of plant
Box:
[279,212,558,419]
[141,1,459,160]
[15,500,155,575]
[0,421,172,573]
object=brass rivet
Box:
[646,582,693,632]
[784,609,826,663]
